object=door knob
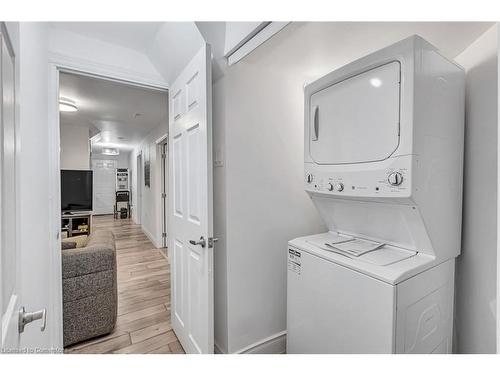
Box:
[18,307,46,333]
[189,236,206,248]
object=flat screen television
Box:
[61,170,93,213]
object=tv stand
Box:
[61,212,92,238]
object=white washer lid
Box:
[289,232,437,284]
[306,231,416,266]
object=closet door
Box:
[92,159,117,215]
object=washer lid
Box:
[309,61,401,165]
[289,232,436,285]
[305,232,415,266]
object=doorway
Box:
[53,67,177,353]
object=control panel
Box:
[304,156,412,198]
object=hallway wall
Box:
[129,117,168,248]
[60,124,90,170]
[454,24,498,354]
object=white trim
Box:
[47,63,64,349]
[233,331,287,354]
[155,133,168,145]
[497,26,500,354]
[142,224,161,249]
[48,56,170,350]
[227,22,290,66]
[48,52,167,89]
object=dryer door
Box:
[309,61,401,165]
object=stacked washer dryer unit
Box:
[286,36,465,354]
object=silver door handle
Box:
[19,307,46,333]
[189,236,206,248]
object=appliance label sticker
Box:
[288,249,301,275]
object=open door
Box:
[169,44,214,354]
[1,23,49,352]
[1,24,22,351]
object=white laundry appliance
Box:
[286,36,465,354]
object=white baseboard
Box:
[142,225,161,248]
[234,331,287,354]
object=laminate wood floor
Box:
[64,215,185,354]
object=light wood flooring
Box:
[64,215,185,354]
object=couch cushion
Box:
[63,269,115,302]
[63,291,117,347]
[62,241,77,250]
[62,235,89,248]
[61,230,116,279]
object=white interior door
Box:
[92,159,117,215]
[0,25,21,351]
[169,44,214,354]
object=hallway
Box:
[65,215,184,354]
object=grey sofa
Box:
[62,230,118,347]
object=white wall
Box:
[48,27,165,86]
[129,117,167,248]
[454,24,498,354]
[91,150,130,169]
[146,22,205,85]
[60,124,90,170]
[213,24,332,354]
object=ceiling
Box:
[59,72,167,152]
[50,22,163,53]
[50,22,495,88]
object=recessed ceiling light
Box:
[59,97,78,112]
[102,147,119,156]
[133,112,142,118]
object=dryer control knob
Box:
[335,183,344,192]
[306,173,313,184]
[327,183,334,191]
[388,172,403,186]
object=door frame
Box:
[136,152,143,225]
[47,55,168,348]
[156,135,168,250]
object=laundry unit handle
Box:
[312,105,319,141]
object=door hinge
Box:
[161,153,166,159]
[162,193,166,198]
[162,232,167,238]
[208,237,219,249]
